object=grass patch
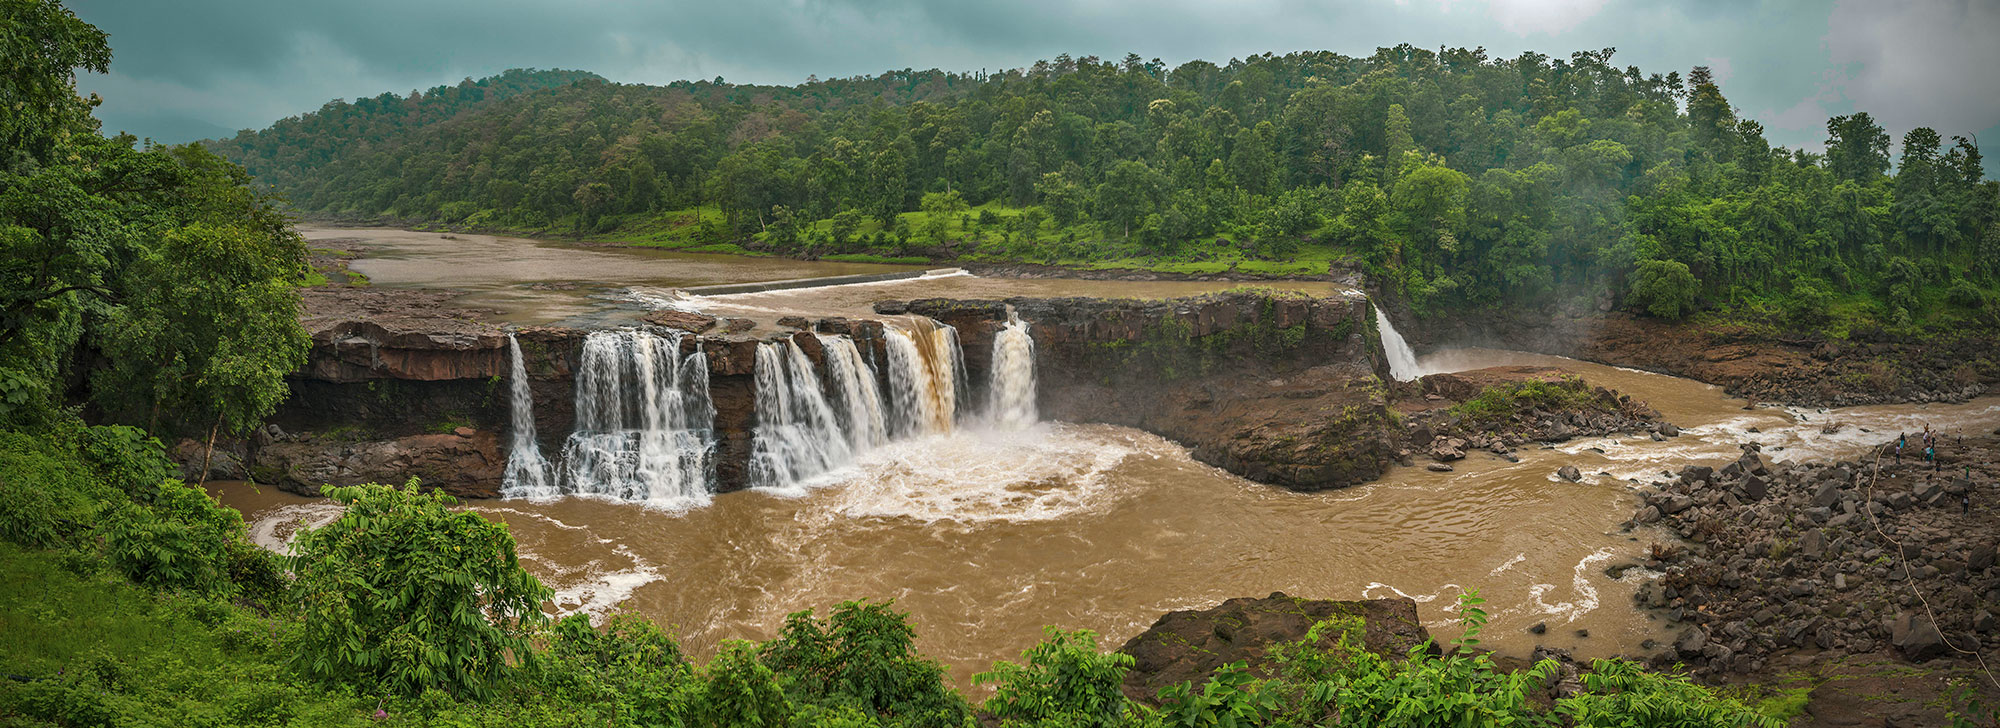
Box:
[821,253,930,265]
[1447,377,1604,425]
[0,543,370,726]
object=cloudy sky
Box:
[72,0,2000,160]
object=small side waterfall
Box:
[749,341,856,489]
[987,311,1038,429]
[558,330,715,504]
[1374,304,1421,382]
[501,334,555,498]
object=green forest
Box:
[211,50,1999,329]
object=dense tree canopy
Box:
[1,0,308,437]
[211,48,1997,325]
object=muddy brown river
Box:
[305,228,1339,326]
[213,285,2000,691]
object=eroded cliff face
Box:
[198,288,1402,499]
[895,291,1402,491]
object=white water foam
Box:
[246,502,346,554]
[817,423,1135,524]
[1526,547,1615,624]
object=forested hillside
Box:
[210,49,1998,327]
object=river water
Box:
[305,228,1340,326]
[247,228,2000,688]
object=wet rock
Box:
[1890,613,1947,661]
[1674,626,1708,657]
[723,318,755,334]
[1425,463,1454,472]
[641,309,718,333]
[775,315,811,329]
[1660,423,1680,437]
[257,431,505,499]
[1528,621,1547,634]
[170,437,249,481]
[1659,494,1694,515]
[1557,465,1582,482]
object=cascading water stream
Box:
[883,321,964,437]
[818,335,889,451]
[749,341,856,489]
[1374,304,1421,382]
[501,334,555,498]
[986,311,1038,430]
[558,330,716,505]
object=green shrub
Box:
[0,430,114,548]
[102,479,244,596]
[761,600,972,727]
[977,628,1138,728]
[289,480,552,699]
[79,425,174,497]
[1946,277,1988,309]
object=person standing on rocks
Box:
[1896,432,1906,462]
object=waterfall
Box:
[1374,304,1422,382]
[987,311,1038,429]
[882,319,962,437]
[558,330,715,504]
[818,335,889,451]
[749,340,856,489]
[501,334,555,498]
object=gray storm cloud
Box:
[70,0,2000,160]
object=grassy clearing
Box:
[0,543,370,726]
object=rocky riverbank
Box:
[1410,308,1998,408]
[1624,431,2000,724]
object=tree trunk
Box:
[198,415,220,486]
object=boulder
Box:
[1673,626,1708,658]
[641,309,718,333]
[1557,465,1582,482]
[256,431,505,499]
[1890,612,1947,661]
[1117,594,1432,704]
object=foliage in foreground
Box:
[0,420,1803,727]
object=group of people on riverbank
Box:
[1892,424,1975,513]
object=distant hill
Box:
[210,47,1996,328]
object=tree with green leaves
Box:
[1628,258,1701,319]
[289,481,552,699]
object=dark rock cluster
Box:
[1626,435,2000,677]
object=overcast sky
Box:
[71,0,2000,162]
